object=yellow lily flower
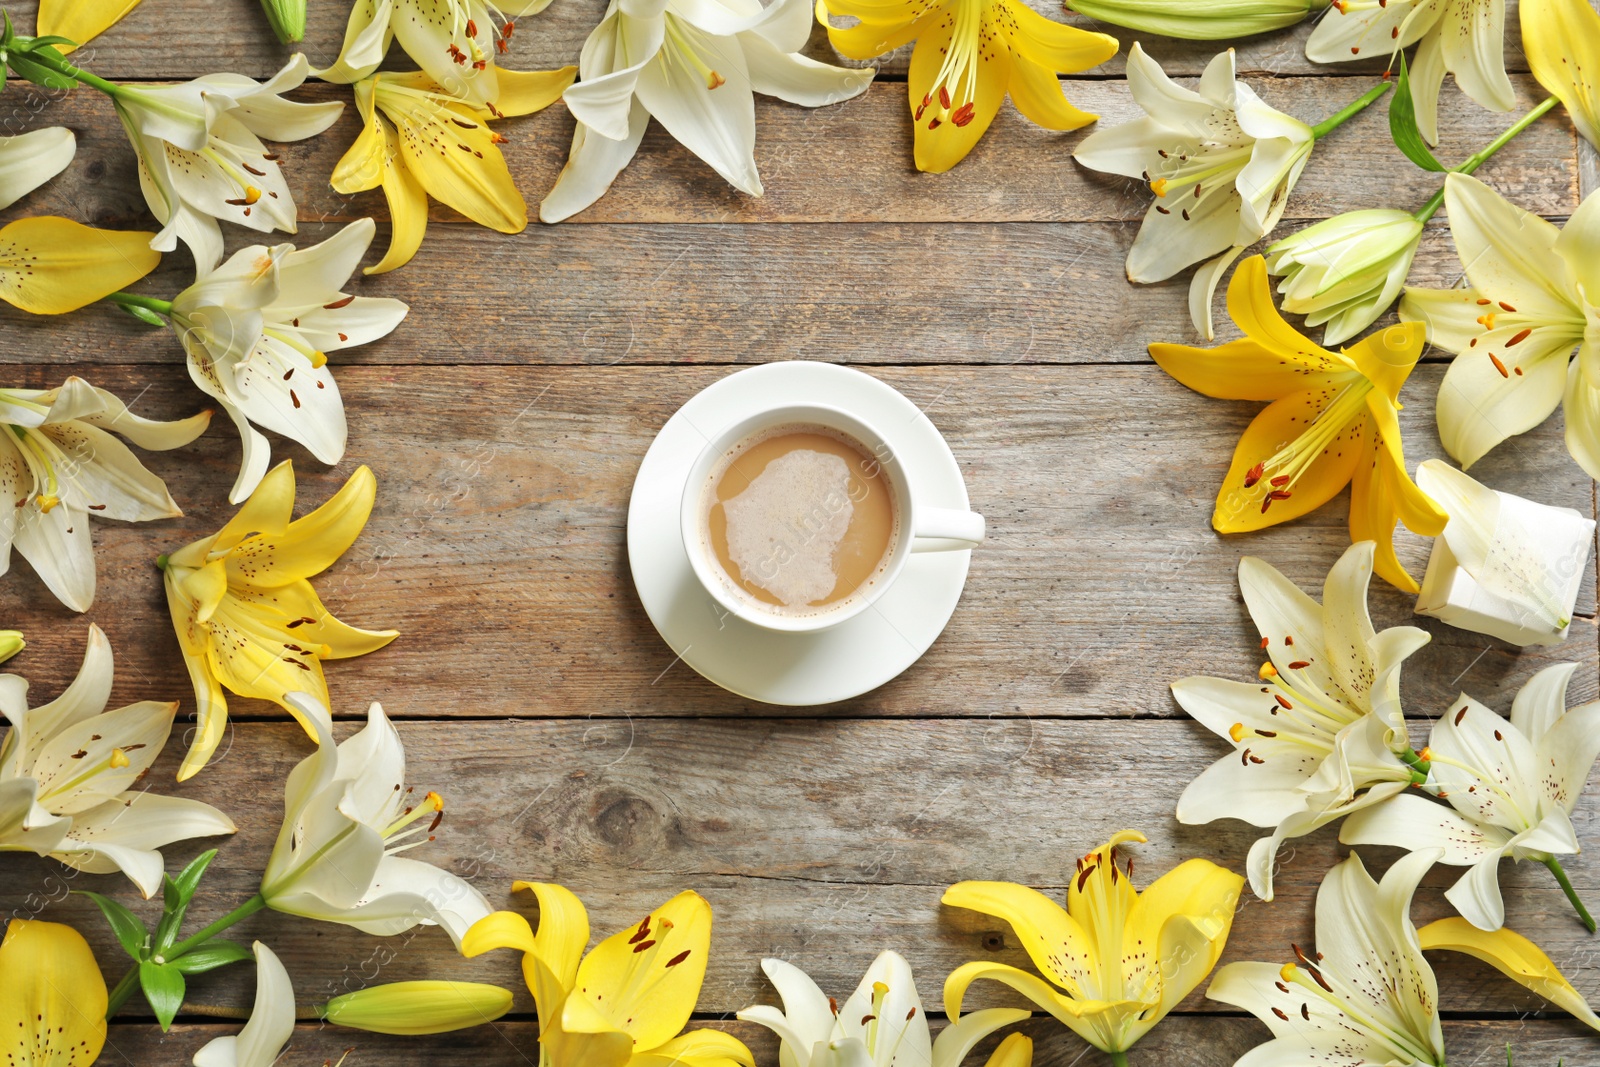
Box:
[942,830,1242,1063]
[817,0,1117,172]
[1522,0,1600,150]
[0,918,107,1065]
[1150,255,1446,592]
[1418,918,1600,1031]
[160,460,398,781]
[0,217,160,315]
[331,67,575,274]
[463,883,754,1067]
[35,0,143,50]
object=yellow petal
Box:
[1229,255,1351,369]
[494,66,579,118]
[508,881,591,995]
[176,559,228,626]
[1007,56,1098,132]
[231,581,398,660]
[37,0,143,50]
[1128,857,1243,955]
[331,80,391,195]
[574,890,710,1049]
[1342,320,1426,405]
[1419,917,1600,1031]
[1348,403,1443,593]
[0,217,161,314]
[999,0,1118,73]
[201,592,332,712]
[0,919,108,1063]
[818,0,922,28]
[369,150,431,275]
[943,959,1138,1046]
[211,460,297,558]
[941,880,1095,996]
[1521,0,1600,148]
[165,571,231,782]
[228,465,379,587]
[984,1032,1033,1067]
[818,0,927,60]
[1211,393,1365,533]
[463,910,539,957]
[909,20,1011,173]
[632,1029,757,1067]
[547,992,633,1067]
[376,79,528,235]
[1151,339,1354,402]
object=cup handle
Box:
[910,507,985,552]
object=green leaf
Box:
[21,36,79,50]
[76,891,149,960]
[7,50,75,90]
[1388,53,1446,172]
[171,939,254,976]
[155,849,217,952]
[138,961,186,1032]
[116,302,166,327]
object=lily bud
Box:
[1065,0,1324,39]
[1264,209,1424,345]
[0,629,23,663]
[322,981,514,1035]
[1414,460,1596,647]
[258,0,306,43]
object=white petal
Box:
[333,702,406,828]
[227,341,346,465]
[287,298,409,352]
[60,380,212,451]
[931,1007,1032,1067]
[40,423,181,522]
[1072,116,1177,181]
[235,943,296,1067]
[745,958,834,1053]
[1444,846,1513,931]
[1400,285,1492,352]
[1304,0,1443,64]
[1238,555,1341,704]
[836,951,927,1065]
[634,20,762,195]
[1430,696,1542,827]
[23,624,113,754]
[1564,359,1600,480]
[271,218,375,307]
[1188,244,1246,340]
[1409,27,1448,145]
[1535,698,1600,814]
[13,502,96,612]
[1125,187,1241,283]
[1443,173,1582,322]
[1339,790,1512,865]
[1438,0,1514,114]
[564,15,664,140]
[1433,327,1574,469]
[1511,662,1580,742]
[1125,41,1219,129]
[739,33,874,106]
[314,0,391,85]
[1177,749,1320,828]
[0,127,75,209]
[31,699,175,813]
[540,102,651,223]
[1555,187,1600,302]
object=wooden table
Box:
[2,0,1598,1062]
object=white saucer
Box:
[626,362,975,706]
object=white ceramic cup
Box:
[680,403,984,634]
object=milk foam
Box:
[722,450,853,607]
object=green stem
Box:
[1399,745,1431,785]
[1543,857,1596,933]
[1412,95,1560,223]
[102,291,173,317]
[165,894,267,959]
[103,894,268,1020]
[1108,1051,1130,1067]
[1311,81,1392,140]
[105,967,140,1018]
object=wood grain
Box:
[11,718,1600,1025]
[0,0,1536,83]
[3,76,1572,227]
[0,222,1571,369]
[87,1017,1600,1067]
[0,363,1589,726]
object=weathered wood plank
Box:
[10,76,1572,227]
[89,1017,1600,1067]
[0,363,1588,724]
[0,0,1536,83]
[12,718,1600,1022]
[0,222,1573,368]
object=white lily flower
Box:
[317,0,557,108]
[260,694,492,948]
[541,0,874,222]
[0,625,236,898]
[0,127,76,209]
[1173,542,1426,901]
[169,218,409,503]
[1073,44,1314,338]
[1264,208,1425,345]
[193,942,296,1067]
[1306,0,1513,145]
[1341,664,1600,930]
[1401,174,1600,479]
[0,376,209,612]
[1414,460,1594,646]
[113,54,344,273]
[737,950,1031,1067]
[1208,849,1449,1067]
